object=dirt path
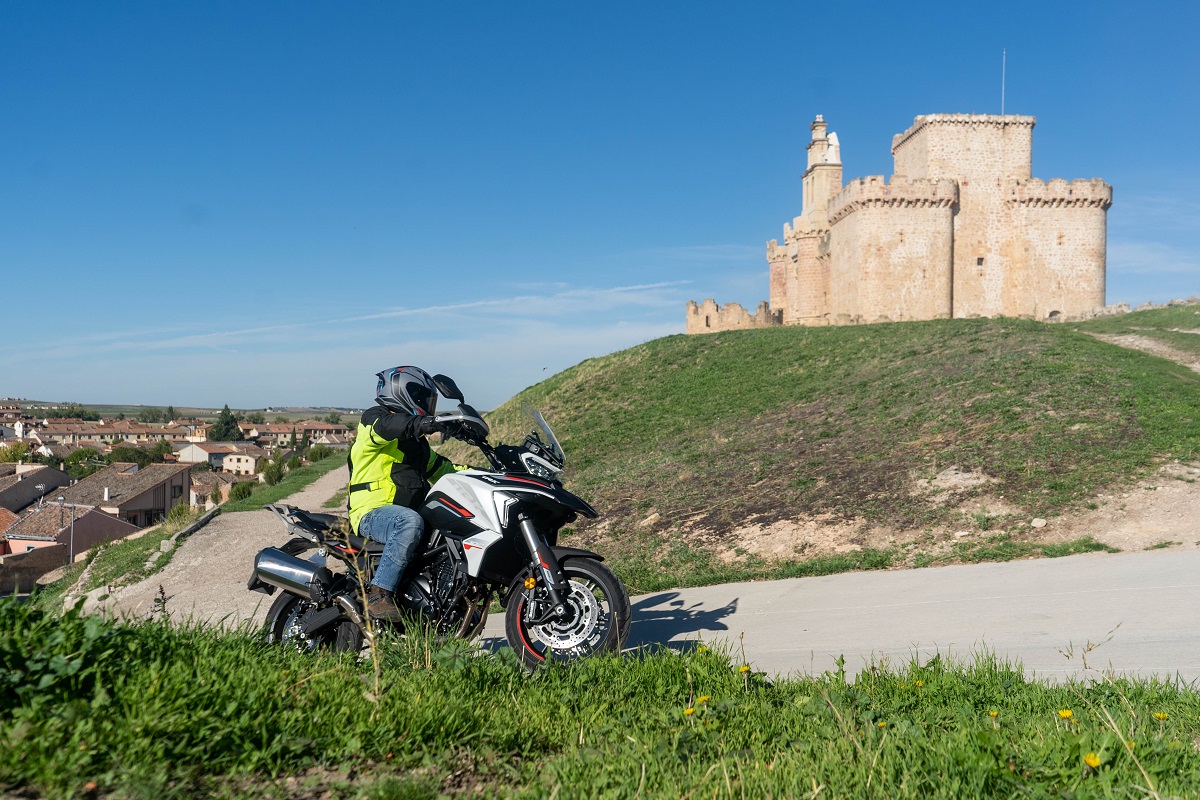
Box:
[88,466,348,629]
[1090,332,1200,373]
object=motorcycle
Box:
[247,375,631,669]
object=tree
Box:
[289,428,298,450]
[150,439,174,461]
[274,416,288,424]
[300,431,311,452]
[208,405,243,441]
[45,402,100,421]
[323,412,342,425]
[107,445,153,469]
[165,405,176,422]
[137,407,165,424]
[246,411,265,425]
[286,454,302,471]
[0,441,30,463]
[64,448,105,479]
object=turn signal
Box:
[524,577,537,589]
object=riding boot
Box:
[367,586,404,624]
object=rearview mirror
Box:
[432,374,464,402]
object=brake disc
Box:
[529,580,602,650]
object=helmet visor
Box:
[407,380,436,416]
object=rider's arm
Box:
[362,407,423,442]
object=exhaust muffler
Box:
[249,547,333,602]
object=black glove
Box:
[416,416,446,437]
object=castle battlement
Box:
[891,114,1036,153]
[1006,178,1113,208]
[828,176,958,224]
[685,299,782,335]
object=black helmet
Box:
[375,366,438,416]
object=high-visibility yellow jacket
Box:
[347,407,467,533]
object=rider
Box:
[348,366,470,623]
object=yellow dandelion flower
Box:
[1058,709,1073,719]
[684,707,695,716]
[739,665,751,673]
[697,695,711,703]
[877,721,887,728]
[914,680,924,687]
[1125,740,1135,750]
[1153,712,1169,721]
[697,645,708,654]
[1084,752,1100,769]
[988,710,998,718]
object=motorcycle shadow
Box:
[623,591,738,654]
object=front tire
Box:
[504,558,631,670]
[265,593,363,653]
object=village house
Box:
[175,442,268,474]
[0,464,71,513]
[1,503,140,557]
[54,462,191,528]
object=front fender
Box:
[500,546,606,607]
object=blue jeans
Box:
[359,504,424,593]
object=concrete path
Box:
[523,549,1199,683]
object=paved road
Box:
[484,549,1200,683]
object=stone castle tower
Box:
[686,114,1112,332]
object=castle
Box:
[686,114,1112,333]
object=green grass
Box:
[437,311,1200,586]
[323,484,349,510]
[222,454,346,512]
[4,601,1199,799]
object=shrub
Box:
[166,503,193,523]
[229,481,254,501]
[306,445,329,462]
[262,462,284,486]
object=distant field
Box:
[15,402,360,422]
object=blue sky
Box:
[3,1,1197,411]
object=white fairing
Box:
[461,531,503,575]
[429,470,505,531]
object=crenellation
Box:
[1007,178,1113,208]
[685,299,783,334]
[688,112,1110,331]
[828,176,959,224]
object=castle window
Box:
[976,257,985,266]
[705,316,710,328]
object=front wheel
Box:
[265,593,363,653]
[505,558,631,670]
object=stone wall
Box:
[1008,179,1111,318]
[685,299,783,334]
[827,177,957,323]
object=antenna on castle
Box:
[1001,48,1006,115]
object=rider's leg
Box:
[359,504,424,619]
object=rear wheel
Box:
[265,593,363,653]
[504,558,630,671]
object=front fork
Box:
[518,515,571,621]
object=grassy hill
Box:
[443,312,1200,591]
